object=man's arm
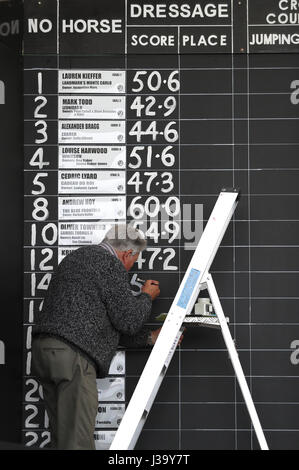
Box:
[119,325,152,348]
[120,326,184,349]
[96,256,152,336]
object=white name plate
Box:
[94,431,116,450]
[58,196,126,220]
[59,70,126,94]
[95,404,125,429]
[58,146,126,169]
[58,170,126,194]
[58,96,125,120]
[58,222,112,245]
[97,377,125,402]
[58,120,125,144]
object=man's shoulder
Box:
[67,245,107,258]
[67,245,124,272]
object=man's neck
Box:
[99,241,117,258]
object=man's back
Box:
[33,245,152,377]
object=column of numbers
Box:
[23,68,58,447]
[127,68,181,289]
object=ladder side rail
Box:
[127,329,184,450]
[110,327,184,449]
[206,274,269,450]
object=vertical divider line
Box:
[57,0,59,56]
[246,0,253,449]
[231,0,237,449]
[247,51,253,449]
[231,51,237,450]
[57,0,60,225]
[125,0,128,426]
[125,0,128,226]
[231,0,234,55]
[125,0,127,55]
[246,0,249,54]
[178,26,181,450]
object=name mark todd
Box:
[0,341,5,365]
[0,81,5,105]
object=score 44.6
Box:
[129,120,178,143]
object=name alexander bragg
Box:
[61,122,100,129]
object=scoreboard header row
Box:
[23,0,299,54]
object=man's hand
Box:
[150,327,185,345]
[142,280,160,301]
[150,327,161,345]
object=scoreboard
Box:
[22,0,299,450]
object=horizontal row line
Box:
[24,118,299,121]
[22,322,299,326]
[22,270,299,274]
[23,143,299,146]
[20,428,299,432]
[22,220,299,223]
[22,169,299,172]
[22,296,299,299]
[21,349,299,352]
[23,92,298,96]
[22,192,299,195]
[22,245,299,249]
[23,67,299,71]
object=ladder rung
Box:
[183,315,229,328]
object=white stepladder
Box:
[110,188,269,451]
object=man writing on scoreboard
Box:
[31,224,161,450]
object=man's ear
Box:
[124,249,133,259]
[116,250,126,263]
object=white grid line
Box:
[178,49,181,451]
[247,51,253,449]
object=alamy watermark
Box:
[107,203,204,251]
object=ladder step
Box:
[154,313,229,329]
[183,315,229,329]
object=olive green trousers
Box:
[32,336,98,450]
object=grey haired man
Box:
[31,224,161,450]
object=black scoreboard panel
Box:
[23,0,299,450]
[0,40,22,443]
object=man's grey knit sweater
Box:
[32,245,152,377]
